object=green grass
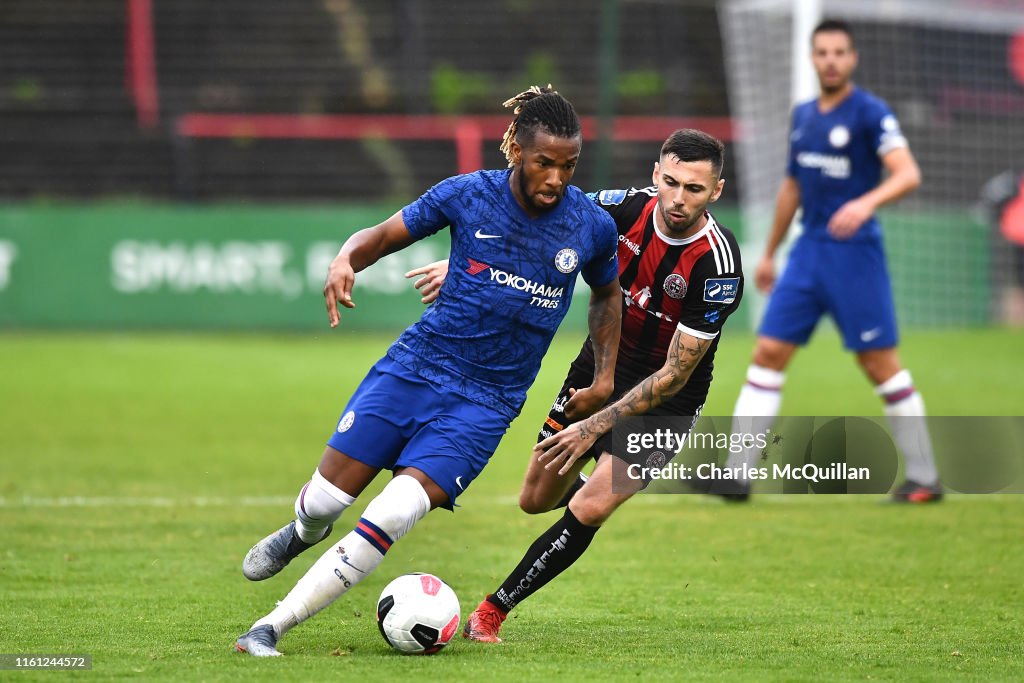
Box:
[1,329,1022,681]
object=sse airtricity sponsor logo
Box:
[467,258,565,308]
[704,277,740,304]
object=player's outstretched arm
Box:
[536,326,711,475]
[828,146,921,239]
[324,211,416,327]
[404,259,450,304]
[562,279,622,420]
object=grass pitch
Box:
[1,329,1022,681]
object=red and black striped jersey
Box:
[575,186,744,413]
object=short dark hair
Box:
[812,18,855,47]
[500,85,581,167]
[660,129,725,178]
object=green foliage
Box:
[429,53,567,115]
[430,64,493,115]
[1,330,1022,680]
[616,69,665,100]
[12,77,42,103]
[519,53,563,93]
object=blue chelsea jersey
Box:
[787,86,908,242]
[388,169,619,419]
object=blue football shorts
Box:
[327,355,511,509]
[759,237,898,351]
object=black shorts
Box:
[537,360,700,476]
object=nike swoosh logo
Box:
[474,229,502,240]
[455,476,465,491]
[860,328,883,342]
[340,555,366,574]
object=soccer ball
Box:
[376,573,461,654]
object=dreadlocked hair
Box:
[499,84,581,167]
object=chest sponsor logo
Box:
[704,277,740,304]
[554,248,579,274]
[622,285,674,322]
[796,151,850,179]
[467,258,566,308]
[663,273,687,299]
[632,285,652,310]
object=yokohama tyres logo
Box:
[466,259,565,299]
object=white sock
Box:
[294,469,355,544]
[726,365,784,478]
[877,370,939,486]
[254,474,431,637]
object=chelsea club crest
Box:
[828,125,850,148]
[554,248,579,274]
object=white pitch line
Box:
[2,493,1020,510]
[490,493,1022,507]
[0,495,294,508]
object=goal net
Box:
[719,0,1024,327]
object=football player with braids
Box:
[407,129,744,641]
[235,85,622,657]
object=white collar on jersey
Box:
[652,208,716,246]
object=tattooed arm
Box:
[535,326,712,475]
[561,279,622,420]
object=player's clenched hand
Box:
[404,259,449,304]
[563,386,610,421]
[535,421,599,476]
[828,197,872,239]
[755,254,776,293]
[324,254,357,328]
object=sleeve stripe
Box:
[705,233,724,274]
[878,135,909,157]
[676,322,719,340]
[710,224,735,272]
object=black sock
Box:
[487,507,600,613]
[552,474,587,509]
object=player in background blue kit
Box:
[234,86,622,657]
[723,19,941,502]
